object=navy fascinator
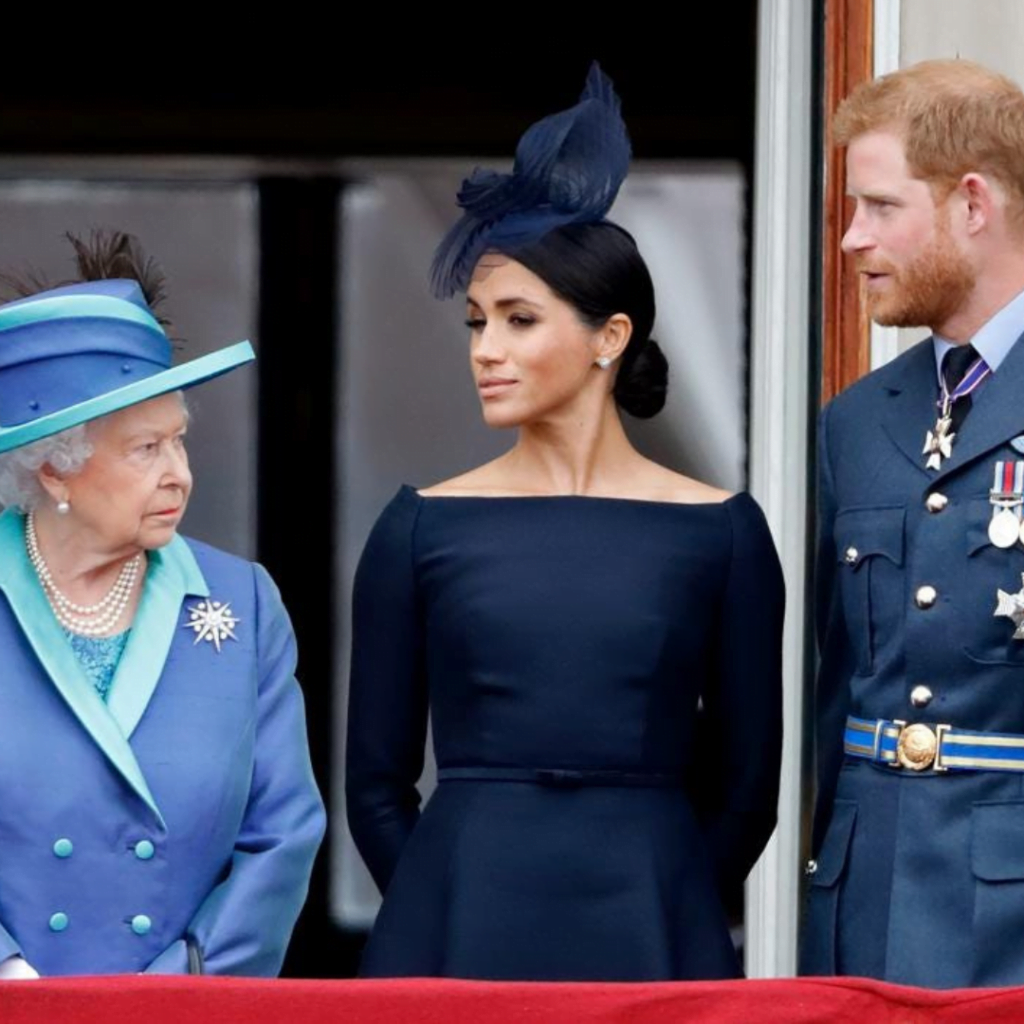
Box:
[429,62,631,299]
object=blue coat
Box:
[804,333,1024,987]
[0,510,325,976]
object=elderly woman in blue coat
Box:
[0,236,325,978]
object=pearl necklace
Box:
[25,512,142,637]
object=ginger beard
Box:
[859,207,977,330]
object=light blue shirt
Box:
[933,286,1024,383]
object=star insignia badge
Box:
[995,574,1024,641]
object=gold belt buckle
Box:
[893,721,950,771]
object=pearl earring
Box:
[596,357,612,370]
[56,500,70,515]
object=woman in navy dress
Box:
[346,65,784,981]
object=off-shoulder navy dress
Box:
[346,485,784,980]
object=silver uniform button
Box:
[844,547,859,565]
[925,492,949,513]
[910,685,934,708]
[805,859,819,876]
[915,585,938,609]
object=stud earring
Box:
[596,357,612,370]
[56,500,70,515]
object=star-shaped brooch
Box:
[995,574,1024,640]
[183,599,240,653]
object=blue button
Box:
[53,838,73,859]
[134,840,155,861]
[49,912,69,932]
[131,914,152,936]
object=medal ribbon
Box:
[993,461,1024,496]
[939,355,991,411]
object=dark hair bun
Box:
[613,339,668,419]
[509,221,668,418]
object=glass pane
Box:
[333,162,747,929]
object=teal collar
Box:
[0,509,209,826]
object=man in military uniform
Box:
[803,59,1024,987]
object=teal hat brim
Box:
[0,341,255,454]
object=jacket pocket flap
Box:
[972,801,1024,881]
[834,507,905,569]
[810,800,857,887]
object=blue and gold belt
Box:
[845,715,1024,772]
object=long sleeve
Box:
[699,494,785,888]
[145,563,325,976]
[811,401,855,853]
[346,489,429,894]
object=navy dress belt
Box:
[436,766,682,787]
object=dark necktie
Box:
[942,343,981,435]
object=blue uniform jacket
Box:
[0,510,325,976]
[804,332,1024,987]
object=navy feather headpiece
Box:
[429,62,631,299]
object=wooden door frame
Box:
[821,0,875,403]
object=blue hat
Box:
[0,278,254,454]
[430,62,632,299]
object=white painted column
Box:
[745,0,814,978]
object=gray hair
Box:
[0,392,191,512]
[0,426,94,512]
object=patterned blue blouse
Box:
[63,630,131,702]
